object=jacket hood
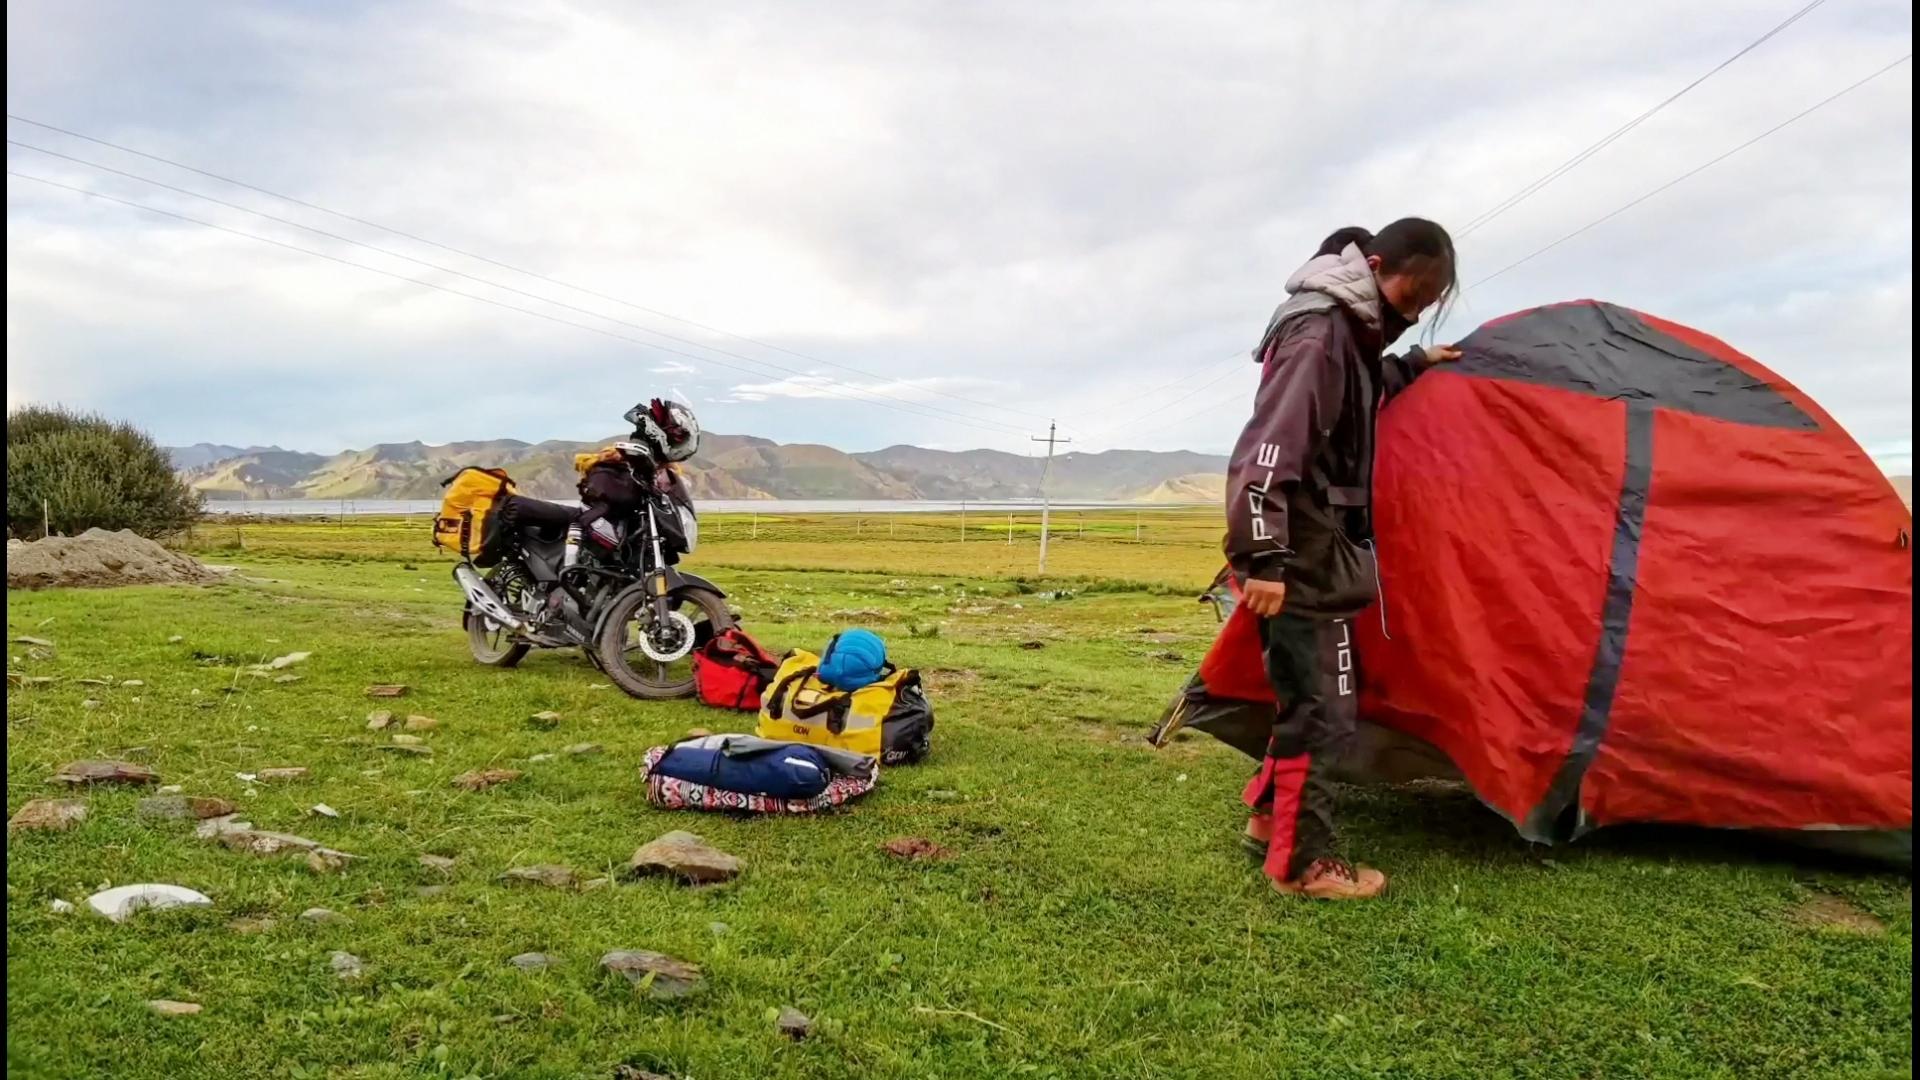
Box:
[1251,243,1387,363]
[1283,243,1384,333]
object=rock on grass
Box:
[881,837,954,861]
[499,864,580,889]
[776,1006,813,1040]
[365,710,394,730]
[378,744,433,757]
[147,1000,202,1017]
[601,950,703,999]
[507,952,562,971]
[329,951,367,980]
[136,796,236,821]
[453,768,522,792]
[52,760,158,786]
[365,684,407,698]
[626,831,743,885]
[9,798,88,833]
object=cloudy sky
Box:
[6,0,1913,468]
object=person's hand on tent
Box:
[1243,578,1287,617]
[1424,344,1463,365]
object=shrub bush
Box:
[6,405,203,538]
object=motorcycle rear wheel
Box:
[468,564,535,667]
[594,586,732,699]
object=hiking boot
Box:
[1271,858,1387,900]
[1240,813,1272,857]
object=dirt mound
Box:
[7,529,222,590]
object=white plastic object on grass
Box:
[86,884,212,923]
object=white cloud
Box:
[4,0,1911,456]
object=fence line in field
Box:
[180,505,1227,556]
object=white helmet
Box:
[624,399,701,463]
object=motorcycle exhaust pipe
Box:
[453,564,528,632]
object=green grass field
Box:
[7,515,1911,1079]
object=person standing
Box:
[1224,219,1461,900]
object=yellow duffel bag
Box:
[755,649,933,764]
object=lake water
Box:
[200,498,1202,517]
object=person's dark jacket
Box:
[1223,244,1432,617]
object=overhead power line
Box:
[1472,52,1912,288]
[4,112,1063,429]
[7,169,1036,440]
[1076,355,1252,442]
[5,137,1030,438]
[1457,0,1829,238]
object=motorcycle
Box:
[452,472,733,700]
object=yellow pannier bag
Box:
[431,467,517,565]
[756,649,925,760]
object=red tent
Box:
[1158,301,1912,860]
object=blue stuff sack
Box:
[652,742,833,800]
[817,629,889,690]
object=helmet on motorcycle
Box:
[623,399,701,463]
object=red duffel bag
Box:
[692,627,780,711]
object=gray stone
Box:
[300,907,348,925]
[194,814,253,839]
[329,951,366,980]
[499,864,579,889]
[625,830,743,885]
[418,853,456,875]
[776,1006,814,1041]
[561,742,603,756]
[366,710,394,730]
[147,999,202,1017]
[507,951,561,971]
[600,950,703,999]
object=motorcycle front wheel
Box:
[593,586,733,699]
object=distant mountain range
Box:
[167,435,1230,503]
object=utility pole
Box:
[1031,420,1071,574]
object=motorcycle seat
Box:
[500,494,576,542]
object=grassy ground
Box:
[7,516,1911,1079]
